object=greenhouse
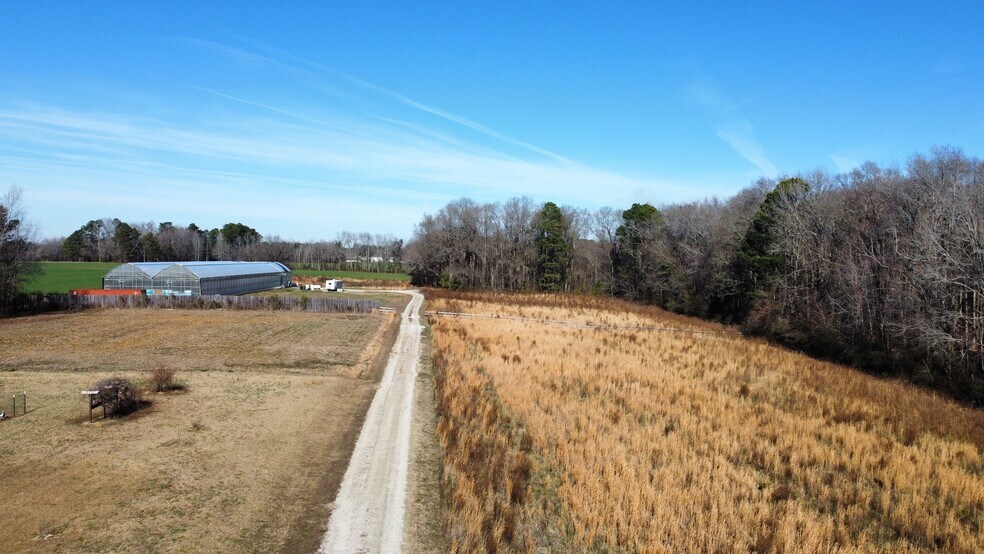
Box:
[102,261,292,296]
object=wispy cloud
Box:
[0,97,681,238]
[181,35,576,163]
[687,78,777,177]
[170,37,282,69]
[2,37,696,239]
[717,128,777,177]
[182,83,382,140]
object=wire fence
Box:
[22,293,380,314]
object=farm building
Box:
[102,261,292,296]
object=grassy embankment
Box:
[0,308,397,552]
[427,290,984,553]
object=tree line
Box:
[0,187,39,310]
[30,220,405,272]
[406,147,983,404]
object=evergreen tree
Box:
[613,203,665,302]
[616,203,663,250]
[140,231,162,261]
[220,222,261,245]
[534,202,571,292]
[62,220,102,261]
[735,177,810,318]
[113,222,141,262]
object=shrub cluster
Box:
[149,363,178,392]
[92,377,143,417]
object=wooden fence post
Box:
[82,391,99,423]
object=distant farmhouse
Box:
[102,261,292,296]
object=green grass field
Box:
[23,262,410,293]
[24,262,120,293]
[292,269,410,281]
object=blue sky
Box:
[1,1,981,240]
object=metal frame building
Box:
[102,261,292,296]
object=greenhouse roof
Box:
[117,261,291,279]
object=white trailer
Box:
[326,279,343,291]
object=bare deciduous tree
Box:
[0,186,39,310]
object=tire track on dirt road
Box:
[319,290,424,554]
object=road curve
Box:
[319,290,424,554]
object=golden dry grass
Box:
[0,308,392,552]
[428,290,984,553]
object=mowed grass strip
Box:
[0,308,391,552]
[428,291,984,553]
[24,262,120,293]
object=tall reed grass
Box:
[429,290,984,552]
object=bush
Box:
[93,377,143,416]
[150,362,178,392]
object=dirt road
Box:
[319,290,424,553]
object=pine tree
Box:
[534,202,571,292]
[735,177,810,318]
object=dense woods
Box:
[407,148,984,404]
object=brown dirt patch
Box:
[0,308,395,553]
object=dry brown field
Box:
[427,290,984,553]
[0,307,398,552]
